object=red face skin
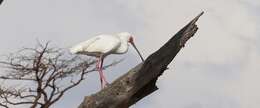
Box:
[128,36,134,44]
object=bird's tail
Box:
[69,45,82,54]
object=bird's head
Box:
[117,32,132,42]
[117,32,145,62]
[117,32,135,45]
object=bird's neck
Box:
[115,40,129,54]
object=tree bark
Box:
[78,12,204,108]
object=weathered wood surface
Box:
[78,12,204,108]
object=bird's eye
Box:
[129,37,133,43]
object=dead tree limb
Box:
[78,12,204,108]
[0,42,98,108]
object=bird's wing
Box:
[79,36,101,50]
[84,35,121,54]
[70,36,100,54]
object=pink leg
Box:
[96,58,103,89]
[99,57,109,86]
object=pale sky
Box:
[0,0,260,108]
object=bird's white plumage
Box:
[70,32,131,57]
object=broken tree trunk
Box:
[78,12,204,108]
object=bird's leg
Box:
[96,58,104,89]
[99,56,109,88]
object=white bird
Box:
[70,32,144,89]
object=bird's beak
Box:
[130,41,145,62]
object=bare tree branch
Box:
[0,42,105,108]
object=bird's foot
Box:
[101,82,110,89]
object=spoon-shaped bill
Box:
[130,42,145,62]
